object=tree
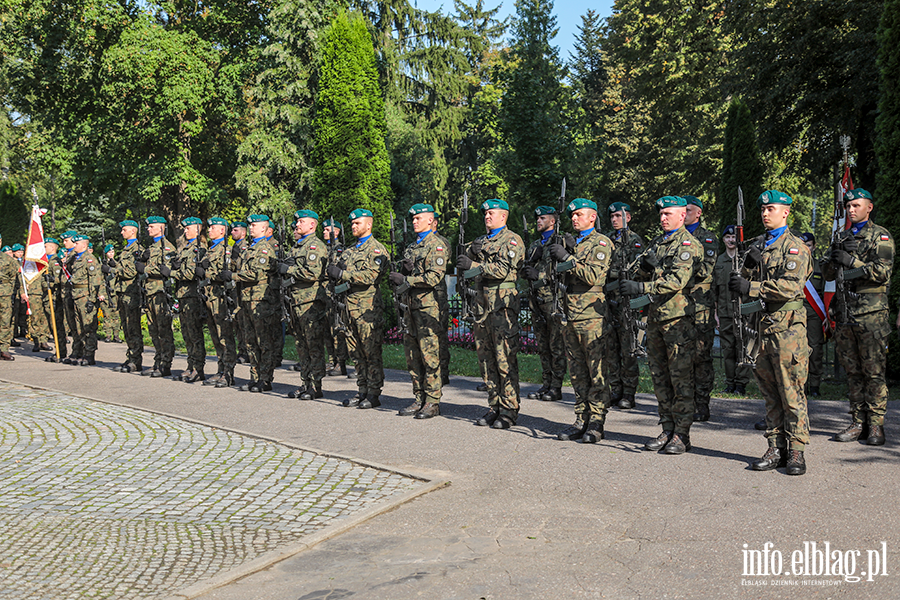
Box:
[311,11,392,238]
[568,9,606,203]
[718,98,764,238]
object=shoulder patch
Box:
[788,248,799,255]
[635,243,642,248]
[310,245,317,251]
[679,251,691,261]
[374,249,382,255]
[436,246,444,252]
[598,240,608,246]
[510,240,518,246]
[261,249,268,254]
[705,238,714,244]
[87,259,94,263]
[682,240,692,246]
[881,234,890,241]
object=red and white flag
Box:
[822,162,854,335]
[22,204,49,284]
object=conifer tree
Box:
[719,98,764,239]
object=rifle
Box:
[617,214,646,358]
[326,217,348,334]
[100,227,112,302]
[833,179,850,325]
[222,239,236,322]
[389,212,409,334]
[277,215,292,325]
[549,177,567,322]
[520,212,543,323]
[456,191,475,323]
[733,186,755,368]
[136,218,150,321]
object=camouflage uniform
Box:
[63,249,78,351]
[743,231,812,450]
[433,230,452,385]
[46,254,68,358]
[401,231,447,408]
[0,252,19,353]
[466,226,524,423]
[823,220,894,428]
[235,236,279,387]
[688,223,719,416]
[230,237,250,363]
[712,250,751,389]
[323,239,349,369]
[100,264,121,342]
[338,235,389,397]
[605,228,645,402]
[24,271,51,346]
[804,256,827,390]
[285,233,327,391]
[203,238,236,383]
[171,237,207,376]
[561,230,613,424]
[114,240,144,370]
[68,250,103,362]
[525,233,567,396]
[143,237,176,372]
[636,226,701,436]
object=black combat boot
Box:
[754,418,767,430]
[288,382,309,399]
[867,423,886,446]
[357,394,381,409]
[752,447,786,471]
[239,380,257,391]
[541,388,562,402]
[203,371,224,386]
[558,421,586,441]
[415,403,440,419]
[694,404,710,422]
[644,430,673,451]
[785,450,806,475]
[610,389,624,405]
[301,382,323,400]
[343,391,365,407]
[528,385,550,400]
[491,414,514,429]
[476,383,488,392]
[834,420,867,442]
[398,399,424,416]
[183,369,205,383]
[216,370,234,388]
[617,395,635,410]
[476,409,498,427]
[581,421,604,444]
[141,362,159,376]
[662,433,691,454]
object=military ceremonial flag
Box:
[22,203,49,284]
[822,160,854,336]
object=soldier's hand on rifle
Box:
[831,248,855,268]
[563,233,576,252]
[399,258,414,275]
[218,269,233,281]
[170,257,182,270]
[159,265,171,278]
[456,255,473,271]
[277,261,291,275]
[619,280,644,295]
[547,243,570,262]
[101,263,112,274]
[140,249,151,262]
[199,256,211,270]
[326,264,343,281]
[640,252,659,272]
[135,261,146,274]
[840,237,859,253]
[389,272,406,287]
[529,245,543,262]
[194,266,206,279]
[743,245,763,269]
[729,272,751,295]
[108,258,117,268]
[85,300,95,311]
[521,265,539,281]
[337,258,346,270]
[469,238,484,255]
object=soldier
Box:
[230,221,250,364]
[390,203,447,419]
[0,233,19,360]
[604,201,645,409]
[619,196,701,454]
[11,243,27,339]
[221,214,279,392]
[65,234,103,365]
[520,206,567,402]
[322,219,349,377]
[682,195,719,422]
[712,225,752,394]
[730,190,811,475]
[431,216,452,387]
[107,220,144,373]
[799,232,827,397]
[136,216,175,378]
[456,199,524,429]
[23,250,52,352]
[824,188,894,446]
[281,209,327,400]
[200,217,237,388]
[327,209,389,409]
[550,199,613,442]
[100,243,122,343]
[267,220,287,369]
[43,238,68,362]
[170,217,207,382]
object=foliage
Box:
[718,98,765,239]
[0,180,28,246]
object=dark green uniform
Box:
[235,236,279,387]
[113,240,144,370]
[171,237,207,376]
[433,231,451,385]
[324,239,349,370]
[143,237,176,373]
[804,256,827,391]
[0,252,19,353]
[100,259,121,342]
[525,233,567,397]
[203,238,236,384]
[285,233,327,392]
[712,250,751,390]
[46,254,68,359]
[606,228,645,404]
[24,269,50,347]
[688,224,719,417]
[231,237,250,363]
[68,250,103,363]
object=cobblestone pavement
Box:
[0,382,425,600]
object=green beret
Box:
[232,221,247,229]
[61,230,78,239]
[1,246,10,252]
[88,242,93,248]
[534,205,557,217]
[480,199,509,212]
[408,203,435,216]
[103,243,114,253]
[181,216,203,227]
[349,208,373,221]
[566,198,598,216]
[11,243,24,251]
[146,216,166,225]
[119,220,138,229]
[844,188,873,202]
[294,209,320,221]
[682,195,703,208]
[45,237,59,246]
[71,235,88,243]
[655,196,687,210]
[607,202,631,215]
[323,219,342,230]
[757,190,793,207]
[207,217,229,227]
[247,214,270,224]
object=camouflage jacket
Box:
[285,233,326,307]
[113,240,143,295]
[235,237,277,304]
[636,226,701,323]
[204,238,231,297]
[689,223,719,312]
[144,237,175,296]
[171,238,204,299]
[822,220,894,328]
[741,229,812,336]
[0,252,19,296]
[45,254,67,298]
[606,228,644,302]
[712,250,739,320]
[433,231,450,307]
[525,233,557,304]
[67,251,103,302]
[339,235,389,315]
[804,256,825,319]
[402,230,447,312]
[466,226,524,322]
[560,229,613,322]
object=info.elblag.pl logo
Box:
[741,542,889,585]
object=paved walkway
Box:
[1,341,899,599]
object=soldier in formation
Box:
[201,217,237,388]
[712,225,751,395]
[110,220,144,373]
[100,243,122,343]
[322,219,349,377]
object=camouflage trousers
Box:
[835,319,889,427]
[146,292,175,369]
[718,317,752,388]
[438,296,450,383]
[754,311,809,450]
[291,300,326,385]
[118,291,143,368]
[404,305,442,405]
[49,291,67,358]
[693,309,716,408]
[0,293,13,352]
[565,316,609,423]
[27,289,51,344]
[606,302,641,396]
[72,296,98,360]
[347,306,385,396]
[65,295,83,358]
[646,316,696,435]
[179,295,207,372]
[101,293,121,341]
[205,290,236,373]
[533,299,567,389]
[235,305,249,359]
[241,299,278,384]
[325,325,349,362]
[474,307,520,421]
[806,314,826,388]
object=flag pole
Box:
[48,282,59,361]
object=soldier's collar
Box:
[210,237,224,247]
[250,236,266,246]
[487,225,506,239]
[662,226,682,240]
[850,220,868,235]
[297,232,313,244]
[355,234,372,248]
[576,227,594,243]
[540,230,553,243]
[125,239,137,247]
[686,221,701,234]
[416,230,431,244]
[186,237,197,244]
[153,236,163,243]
